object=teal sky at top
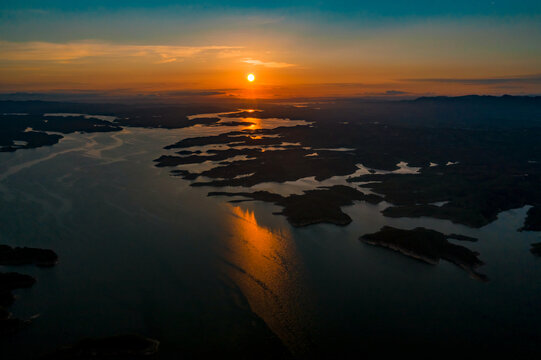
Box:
[2,0,540,17]
[2,0,540,44]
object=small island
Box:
[0,244,58,336]
[360,226,487,281]
[209,185,383,227]
[0,272,37,335]
[521,206,541,231]
[0,310,26,336]
[0,244,59,267]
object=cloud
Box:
[402,74,541,85]
[156,54,178,64]
[0,40,241,63]
[242,58,295,68]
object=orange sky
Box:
[1,3,540,98]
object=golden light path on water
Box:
[221,204,316,354]
[240,117,261,131]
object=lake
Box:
[1,111,541,358]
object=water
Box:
[1,113,541,358]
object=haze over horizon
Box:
[1,0,540,99]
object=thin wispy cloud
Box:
[0,40,242,63]
[242,58,295,68]
[157,54,179,64]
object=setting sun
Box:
[247,73,255,82]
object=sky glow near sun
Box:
[0,1,540,98]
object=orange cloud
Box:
[242,58,295,68]
[0,40,242,63]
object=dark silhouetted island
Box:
[361,226,487,281]
[0,244,59,267]
[521,206,541,231]
[0,113,121,152]
[0,244,58,336]
[209,185,383,227]
[0,272,36,335]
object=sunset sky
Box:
[1,1,540,98]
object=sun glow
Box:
[247,73,255,82]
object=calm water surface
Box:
[1,113,540,357]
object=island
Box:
[349,163,541,230]
[0,272,37,335]
[0,244,59,267]
[209,185,383,227]
[0,310,26,336]
[0,113,121,152]
[360,226,487,281]
[0,244,58,336]
[521,206,541,231]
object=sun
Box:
[247,73,255,82]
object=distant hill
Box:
[413,94,541,103]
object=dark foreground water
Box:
[1,114,540,358]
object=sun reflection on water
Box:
[222,204,313,354]
[241,117,261,131]
[226,205,293,292]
